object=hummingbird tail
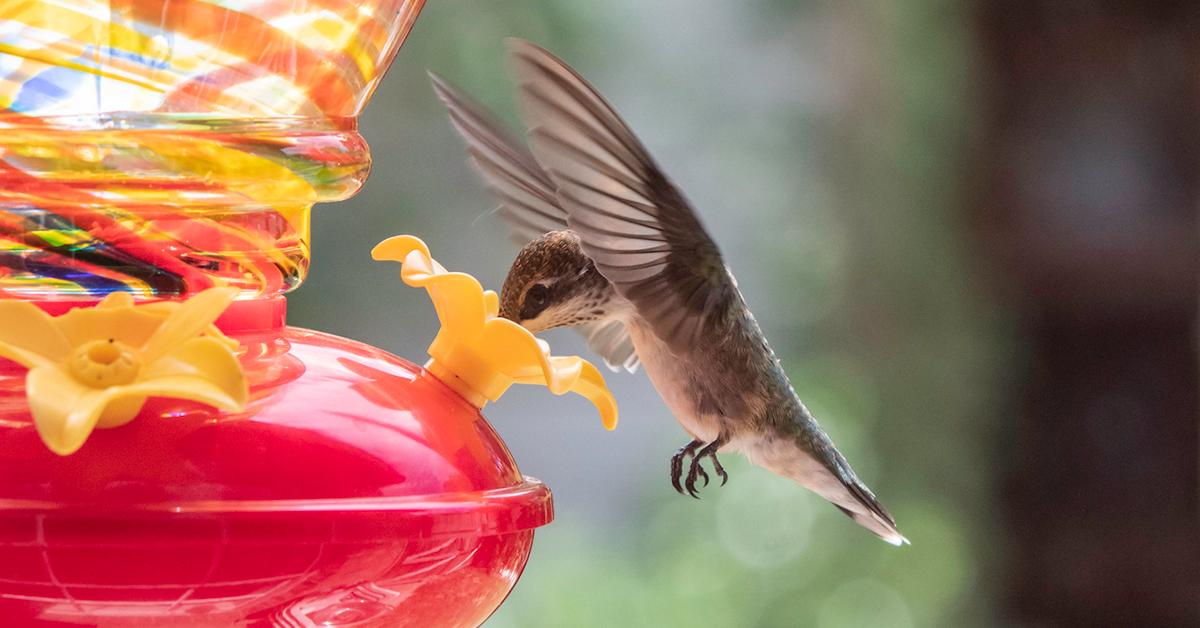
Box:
[749,433,909,546]
[833,478,909,546]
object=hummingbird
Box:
[430,39,907,545]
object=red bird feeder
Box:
[0,2,617,625]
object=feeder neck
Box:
[425,360,490,409]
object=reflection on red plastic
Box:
[0,302,552,625]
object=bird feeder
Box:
[0,2,616,625]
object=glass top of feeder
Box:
[0,0,426,300]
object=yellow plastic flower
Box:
[372,235,618,430]
[0,288,249,455]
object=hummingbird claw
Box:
[673,436,728,498]
[703,445,729,487]
[682,436,729,498]
[712,455,728,486]
[684,461,703,498]
[670,439,704,496]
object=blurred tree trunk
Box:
[973,3,1200,626]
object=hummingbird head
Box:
[499,230,623,332]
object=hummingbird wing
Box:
[429,72,566,242]
[508,39,738,355]
[430,72,641,373]
[582,318,641,373]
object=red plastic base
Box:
[0,514,535,626]
[0,310,552,625]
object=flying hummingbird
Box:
[430,39,907,545]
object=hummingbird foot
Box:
[699,440,729,487]
[683,435,729,498]
[670,439,704,495]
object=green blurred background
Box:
[291,1,1198,626]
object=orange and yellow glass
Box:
[0,0,425,298]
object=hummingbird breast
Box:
[625,314,771,445]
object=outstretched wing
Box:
[430,72,565,242]
[430,72,640,372]
[508,39,738,356]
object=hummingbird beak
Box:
[497,279,523,323]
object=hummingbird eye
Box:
[524,283,550,311]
